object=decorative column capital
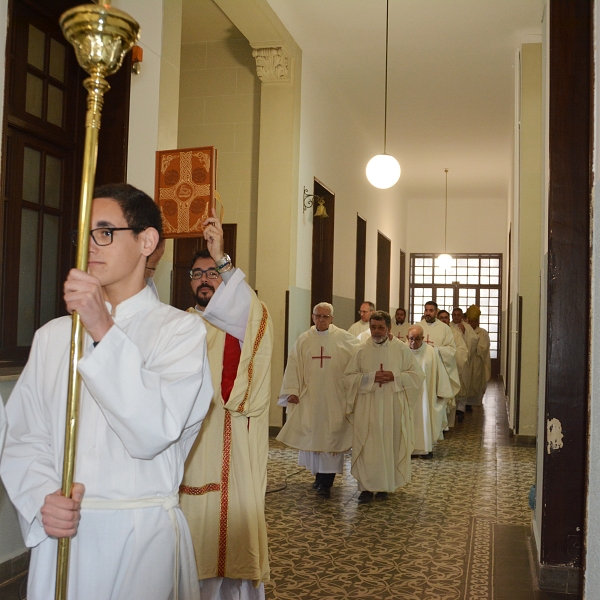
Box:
[252,46,290,83]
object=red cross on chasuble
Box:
[221,333,241,403]
[424,334,434,347]
[312,346,332,368]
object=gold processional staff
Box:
[56,3,139,599]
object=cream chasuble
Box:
[451,321,478,396]
[277,324,360,453]
[419,319,461,396]
[348,320,370,337]
[409,343,454,453]
[391,321,410,342]
[466,326,492,404]
[0,286,213,600]
[180,269,272,590]
[345,337,425,492]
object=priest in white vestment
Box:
[437,310,469,427]
[169,215,273,600]
[419,302,461,396]
[450,307,478,421]
[407,325,454,457]
[465,305,492,406]
[348,301,375,337]
[0,184,213,600]
[345,311,425,504]
[277,302,360,497]
[391,307,410,342]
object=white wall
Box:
[406,197,507,256]
[289,50,409,347]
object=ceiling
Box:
[263,0,545,202]
[181,0,545,202]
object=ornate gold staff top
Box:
[57,4,138,599]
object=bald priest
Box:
[277,302,360,497]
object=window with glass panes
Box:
[409,254,502,369]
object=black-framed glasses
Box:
[71,227,136,247]
[189,267,221,280]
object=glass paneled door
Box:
[409,254,502,373]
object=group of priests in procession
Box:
[277,299,492,505]
[0,180,491,600]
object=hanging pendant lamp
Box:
[436,168,453,270]
[366,0,400,189]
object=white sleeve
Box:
[202,268,252,342]
[78,314,213,460]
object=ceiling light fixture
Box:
[366,0,400,189]
[436,168,453,270]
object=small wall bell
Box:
[314,198,329,218]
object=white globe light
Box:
[436,253,453,270]
[366,154,401,189]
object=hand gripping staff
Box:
[56,4,139,598]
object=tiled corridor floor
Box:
[263,380,581,599]
[1,381,581,599]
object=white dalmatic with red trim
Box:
[180,268,273,598]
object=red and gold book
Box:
[155,146,218,238]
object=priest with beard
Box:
[406,325,454,458]
[344,311,424,504]
[178,215,273,600]
[419,302,461,402]
[391,307,410,342]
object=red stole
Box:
[221,333,241,404]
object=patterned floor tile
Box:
[264,379,536,599]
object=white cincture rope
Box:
[82,493,181,600]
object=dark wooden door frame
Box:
[538,0,590,586]
[376,231,391,314]
[354,214,367,318]
[309,178,335,319]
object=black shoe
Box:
[421,452,434,460]
[358,491,374,504]
[466,405,473,412]
[375,492,388,500]
[456,410,465,423]
[317,485,331,499]
[313,473,322,490]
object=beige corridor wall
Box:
[515,43,542,438]
[288,50,409,353]
[178,0,261,287]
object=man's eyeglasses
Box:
[189,267,221,280]
[71,227,136,247]
[313,314,332,319]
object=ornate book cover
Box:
[155,146,217,238]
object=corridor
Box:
[264,380,578,599]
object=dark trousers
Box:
[316,472,336,488]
